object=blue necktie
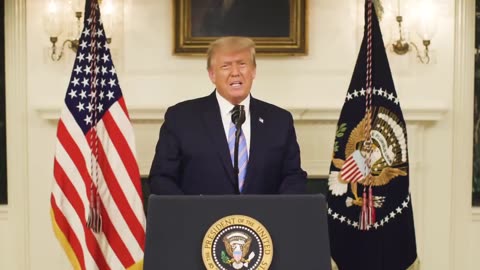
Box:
[228,121,248,192]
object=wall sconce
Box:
[44,0,115,61]
[383,0,437,64]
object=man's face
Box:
[208,49,256,105]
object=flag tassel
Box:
[86,185,102,233]
[359,185,376,230]
[369,186,376,224]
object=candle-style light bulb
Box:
[70,0,85,13]
[44,0,64,37]
[101,0,115,39]
[415,0,437,41]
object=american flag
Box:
[50,1,146,269]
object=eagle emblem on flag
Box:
[329,106,408,209]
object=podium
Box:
[144,194,331,270]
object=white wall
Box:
[2,0,478,269]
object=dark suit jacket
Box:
[148,91,307,195]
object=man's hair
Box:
[206,36,256,70]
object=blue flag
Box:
[327,1,418,269]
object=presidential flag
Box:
[50,1,146,269]
[327,1,418,269]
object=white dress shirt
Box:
[215,91,251,156]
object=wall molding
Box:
[0,206,8,221]
[37,106,446,179]
[36,106,447,123]
[302,160,330,178]
[4,0,29,268]
[450,0,475,269]
[472,208,480,222]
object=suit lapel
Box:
[202,92,236,185]
[244,97,266,189]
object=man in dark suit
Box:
[148,37,306,195]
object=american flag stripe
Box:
[51,185,101,270]
[110,99,138,160]
[90,160,143,259]
[51,193,87,268]
[341,156,364,182]
[60,110,91,164]
[54,131,121,269]
[108,101,139,159]
[106,129,142,202]
[52,177,113,270]
[94,117,140,210]
[54,98,143,269]
[57,124,141,269]
[75,135,143,265]
[56,122,93,209]
[56,119,90,196]
[101,104,143,199]
[50,211,84,270]
[342,171,363,182]
[342,157,356,171]
[51,197,87,270]
[341,165,356,179]
[97,201,136,267]
[349,172,363,182]
[92,142,143,258]
[92,131,145,250]
[58,110,144,260]
[55,157,133,270]
[341,166,358,180]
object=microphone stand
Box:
[233,126,241,194]
[231,105,245,194]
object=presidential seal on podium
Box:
[202,215,273,270]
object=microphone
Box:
[231,105,246,194]
[231,105,246,129]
